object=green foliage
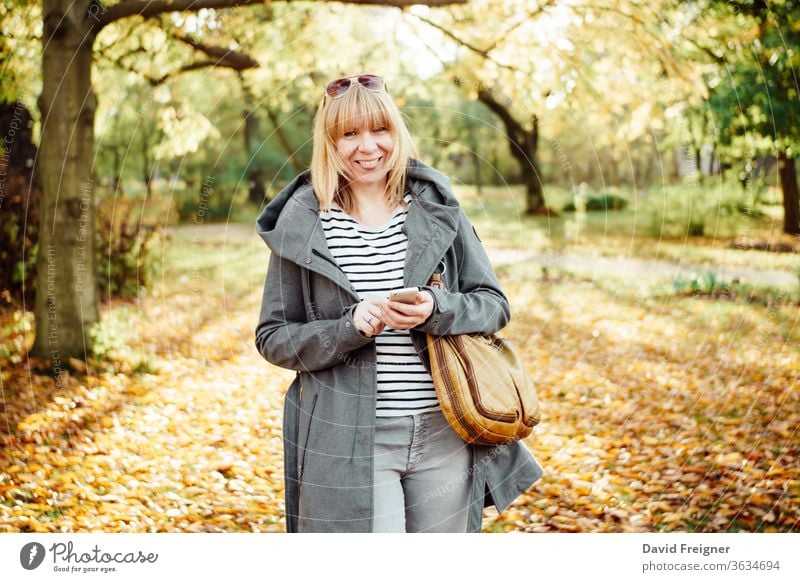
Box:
[173,184,243,223]
[562,193,629,212]
[0,310,33,364]
[642,181,774,238]
[670,270,797,306]
[703,0,800,151]
[0,173,39,306]
[88,309,129,362]
[672,270,720,295]
[96,196,164,298]
[88,307,153,372]
[0,99,40,307]
[0,3,40,106]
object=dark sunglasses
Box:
[325,74,386,100]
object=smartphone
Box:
[387,287,420,304]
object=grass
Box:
[459,181,793,246]
[455,181,799,300]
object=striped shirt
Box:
[320,193,440,417]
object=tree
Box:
[32,0,464,364]
[690,0,800,234]
[408,0,694,214]
[409,2,554,214]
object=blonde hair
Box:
[310,76,419,215]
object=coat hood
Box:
[255,158,460,260]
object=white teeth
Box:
[356,157,381,169]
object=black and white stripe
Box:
[320,194,440,417]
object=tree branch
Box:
[483,0,556,53]
[475,86,528,147]
[171,30,260,71]
[94,0,465,29]
[409,13,519,73]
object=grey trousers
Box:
[372,408,473,533]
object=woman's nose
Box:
[357,131,377,151]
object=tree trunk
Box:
[464,116,482,195]
[111,147,123,195]
[32,0,99,364]
[778,149,800,235]
[709,142,719,176]
[520,154,545,214]
[475,88,548,214]
[695,146,703,184]
[265,107,304,174]
[141,131,154,196]
[523,113,546,214]
[241,84,267,204]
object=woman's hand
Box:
[353,298,386,337]
[379,291,434,330]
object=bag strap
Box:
[428,272,446,291]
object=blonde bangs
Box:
[328,88,393,141]
[311,80,419,215]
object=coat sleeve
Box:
[414,207,510,336]
[255,252,374,372]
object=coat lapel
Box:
[272,179,460,299]
[402,192,459,287]
[301,212,362,302]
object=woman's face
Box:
[335,112,394,187]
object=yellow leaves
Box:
[550,515,580,532]
[716,452,744,468]
[679,472,704,484]
[499,271,800,533]
[0,283,291,533]
[2,224,798,535]
[573,480,594,497]
[124,384,150,397]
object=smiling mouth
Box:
[355,156,383,169]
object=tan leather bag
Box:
[425,273,540,445]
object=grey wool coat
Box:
[254,157,543,532]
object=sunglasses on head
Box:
[325,74,386,100]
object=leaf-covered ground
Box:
[1,225,798,533]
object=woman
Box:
[255,73,543,533]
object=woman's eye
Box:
[343,130,357,137]
[374,127,387,132]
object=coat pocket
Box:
[298,392,319,485]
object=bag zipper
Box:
[452,335,518,423]
[433,338,484,443]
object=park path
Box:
[486,249,798,288]
[170,222,798,288]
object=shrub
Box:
[563,193,629,212]
[96,196,163,298]
[2,190,163,309]
[670,270,799,306]
[88,306,154,371]
[0,172,40,307]
[174,183,237,223]
[672,271,720,295]
[643,182,768,238]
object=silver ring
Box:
[367,316,374,325]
